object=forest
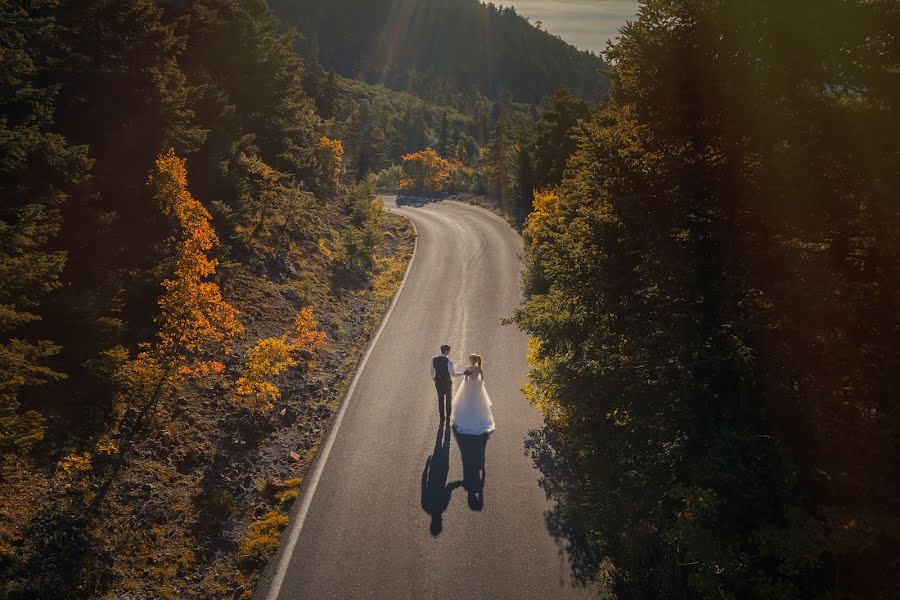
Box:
[4,0,897,598]
[514,0,900,598]
[0,0,413,596]
[0,0,593,597]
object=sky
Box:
[504,1,640,55]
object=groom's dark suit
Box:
[433,355,453,418]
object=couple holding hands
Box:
[430,345,496,435]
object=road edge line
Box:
[262,204,419,600]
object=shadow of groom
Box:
[420,420,459,535]
[420,421,490,535]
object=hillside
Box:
[269,0,609,104]
[0,1,416,597]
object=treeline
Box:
[327,76,483,180]
[269,0,608,104]
[515,1,899,598]
[383,88,591,221]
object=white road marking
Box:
[264,205,419,600]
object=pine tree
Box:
[437,111,450,156]
[0,0,91,453]
[529,88,590,191]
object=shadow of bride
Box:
[453,429,488,511]
[421,420,460,535]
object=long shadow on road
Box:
[420,420,459,535]
[420,421,491,535]
[454,429,488,511]
[524,426,603,588]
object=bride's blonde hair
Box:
[469,354,483,369]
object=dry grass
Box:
[239,511,289,564]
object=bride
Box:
[450,354,496,435]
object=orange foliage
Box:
[400,148,451,193]
[291,307,327,353]
[145,149,243,378]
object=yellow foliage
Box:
[274,478,303,505]
[234,337,297,412]
[318,238,334,261]
[94,434,119,456]
[526,337,544,366]
[57,451,92,477]
[526,190,562,238]
[317,136,344,192]
[57,450,94,501]
[400,148,451,193]
[233,308,326,412]
[239,511,289,562]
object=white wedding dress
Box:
[450,367,496,435]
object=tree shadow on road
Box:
[525,426,610,592]
[395,194,450,208]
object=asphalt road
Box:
[254,197,591,600]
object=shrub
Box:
[399,148,450,193]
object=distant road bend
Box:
[254,196,592,599]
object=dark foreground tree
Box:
[516,1,900,597]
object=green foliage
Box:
[515,1,900,598]
[326,76,482,179]
[340,178,384,272]
[528,88,590,192]
[0,0,89,453]
[373,165,404,191]
[0,0,409,596]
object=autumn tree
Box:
[316,135,344,194]
[121,150,243,434]
[400,148,450,193]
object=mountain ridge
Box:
[269,0,609,104]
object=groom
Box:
[431,344,463,420]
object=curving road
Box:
[254,197,591,600]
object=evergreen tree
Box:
[513,123,535,214]
[44,0,205,418]
[0,0,90,452]
[529,88,590,191]
[515,1,900,597]
[436,110,449,156]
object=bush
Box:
[399,148,450,193]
